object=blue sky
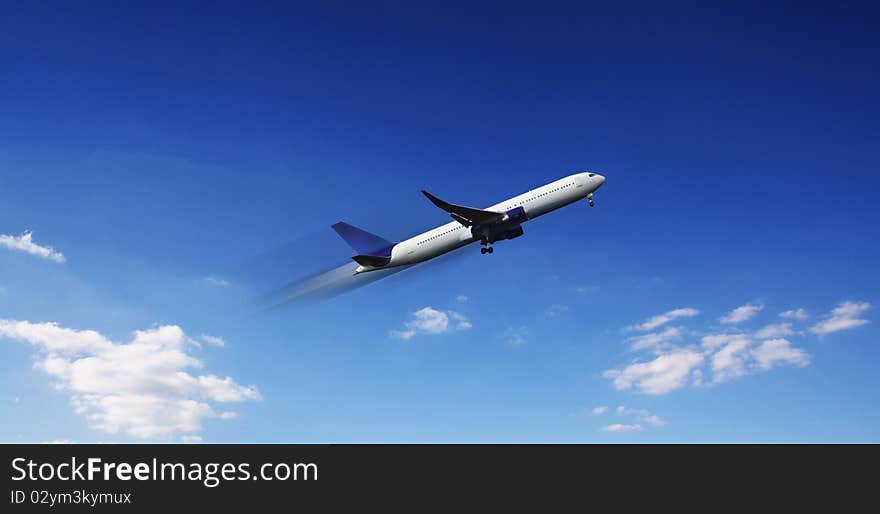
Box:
[1,2,878,442]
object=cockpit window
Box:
[587,173,595,177]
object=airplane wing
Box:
[421,190,504,227]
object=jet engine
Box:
[502,206,528,224]
[490,225,523,243]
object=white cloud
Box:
[720,303,763,324]
[615,405,667,426]
[704,332,810,383]
[751,338,811,370]
[779,308,808,320]
[754,322,794,339]
[0,320,259,440]
[202,277,229,287]
[390,307,471,340]
[0,319,112,354]
[629,308,699,331]
[700,333,749,351]
[601,423,642,432]
[627,326,684,353]
[195,375,258,402]
[642,414,666,426]
[449,311,472,330]
[455,295,469,303]
[545,304,569,318]
[607,302,815,394]
[199,334,226,347]
[809,301,870,335]
[0,231,65,263]
[498,327,528,346]
[603,349,705,395]
[592,406,608,415]
[707,333,812,383]
[711,337,752,383]
[181,435,202,442]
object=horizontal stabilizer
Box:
[421,190,504,227]
[351,254,392,267]
[332,222,396,257]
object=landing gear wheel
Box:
[487,247,494,254]
[589,200,595,207]
[480,247,487,254]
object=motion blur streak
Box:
[257,260,412,309]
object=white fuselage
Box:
[355,172,605,273]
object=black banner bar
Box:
[1,444,874,510]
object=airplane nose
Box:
[594,174,606,187]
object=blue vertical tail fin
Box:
[331,222,396,257]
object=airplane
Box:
[332,171,606,274]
